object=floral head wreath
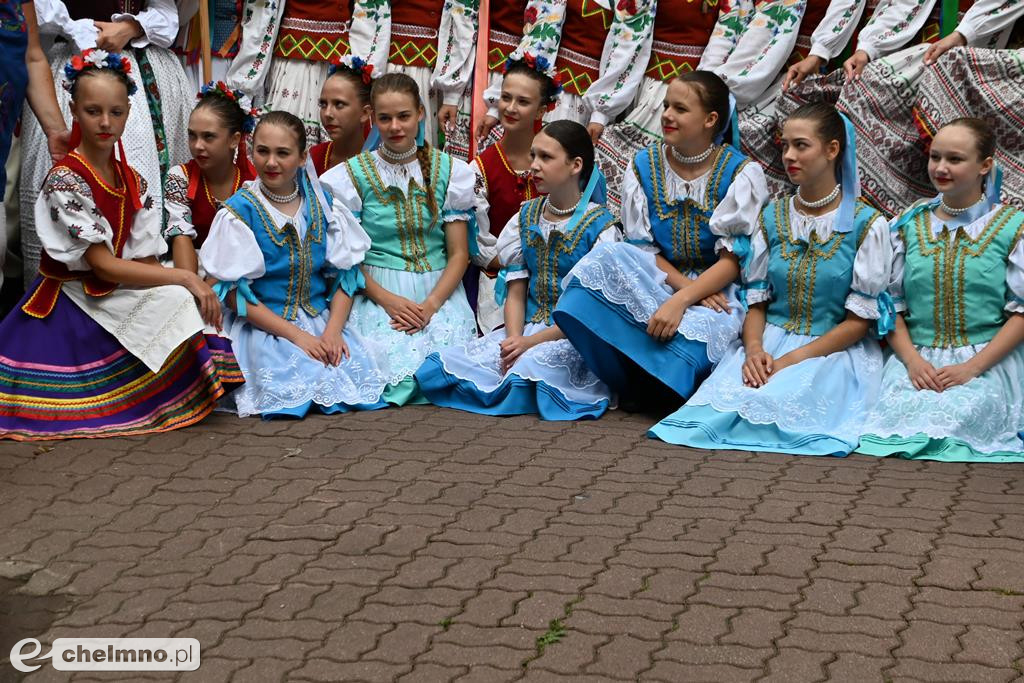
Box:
[198,81,258,133]
[64,49,137,96]
[503,53,563,110]
[328,55,377,85]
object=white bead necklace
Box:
[259,181,299,204]
[796,184,841,209]
[669,143,715,165]
[939,195,984,217]
[545,196,581,217]
[378,143,418,163]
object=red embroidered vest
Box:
[645,0,721,82]
[488,1,527,72]
[180,160,251,247]
[23,154,138,319]
[476,142,540,243]
[555,0,612,97]
[274,0,351,61]
[389,0,445,69]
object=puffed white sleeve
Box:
[34,167,115,271]
[33,0,98,50]
[496,213,528,280]
[855,0,935,60]
[319,163,364,218]
[122,174,167,260]
[326,200,372,272]
[583,0,656,127]
[954,0,1024,45]
[112,0,178,49]
[808,0,868,61]
[350,0,392,74]
[470,158,498,268]
[199,208,266,284]
[162,165,196,240]
[845,215,893,319]
[711,161,769,254]
[441,157,476,224]
[433,0,478,106]
[619,164,658,253]
[888,218,907,313]
[697,0,758,70]
[741,222,772,306]
[1005,229,1024,314]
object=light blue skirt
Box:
[650,323,884,456]
[349,265,477,405]
[859,343,1024,462]
[552,242,743,399]
[220,308,387,419]
[415,321,613,420]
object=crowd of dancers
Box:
[0,0,1022,464]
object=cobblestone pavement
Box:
[1,408,1023,682]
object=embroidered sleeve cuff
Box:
[743,281,771,306]
[162,225,197,240]
[442,91,462,106]
[846,291,881,320]
[442,209,474,223]
[809,43,832,60]
[589,111,610,127]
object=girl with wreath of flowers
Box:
[0,51,241,441]
[21,0,192,288]
[309,55,376,177]
[163,81,258,274]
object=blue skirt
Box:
[650,323,884,457]
[552,242,742,400]
[415,322,612,420]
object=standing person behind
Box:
[0,0,69,308]
[553,72,768,411]
[597,0,756,210]
[0,52,239,441]
[650,103,891,456]
[163,82,257,274]
[309,55,374,177]
[173,0,242,92]
[200,110,387,418]
[416,120,619,420]
[21,0,192,287]
[860,119,1024,461]
[320,73,477,406]
[468,56,556,333]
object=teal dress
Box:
[320,148,478,405]
[859,200,1024,461]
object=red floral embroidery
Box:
[616,0,638,14]
[524,6,538,24]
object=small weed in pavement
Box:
[536,619,566,655]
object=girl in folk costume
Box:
[310,55,374,177]
[832,0,1021,215]
[173,0,243,91]
[650,103,892,456]
[597,0,758,210]
[860,119,1024,461]
[553,72,768,409]
[469,57,556,334]
[21,0,192,286]
[225,0,378,146]
[163,82,257,273]
[200,111,387,418]
[353,0,477,153]
[416,121,619,420]
[320,73,477,405]
[0,53,240,441]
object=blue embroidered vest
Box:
[223,174,331,320]
[345,148,452,272]
[519,198,618,325]
[761,198,881,336]
[632,143,748,273]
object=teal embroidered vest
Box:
[345,148,452,272]
[519,198,618,325]
[900,203,1024,348]
[222,174,330,320]
[632,143,748,273]
[761,198,881,336]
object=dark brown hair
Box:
[194,92,248,135]
[943,117,996,159]
[674,71,731,136]
[786,102,846,180]
[325,67,372,107]
[539,119,595,191]
[253,110,306,154]
[503,60,560,107]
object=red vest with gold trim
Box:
[645,0,721,82]
[389,0,445,69]
[476,142,541,240]
[181,159,252,247]
[274,0,351,62]
[555,0,612,97]
[488,0,527,72]
[23,154,138,319]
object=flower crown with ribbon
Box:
[198,81,258,133]
[328,55,377,85]
[503,52,563,109]
[64,49,137,96]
